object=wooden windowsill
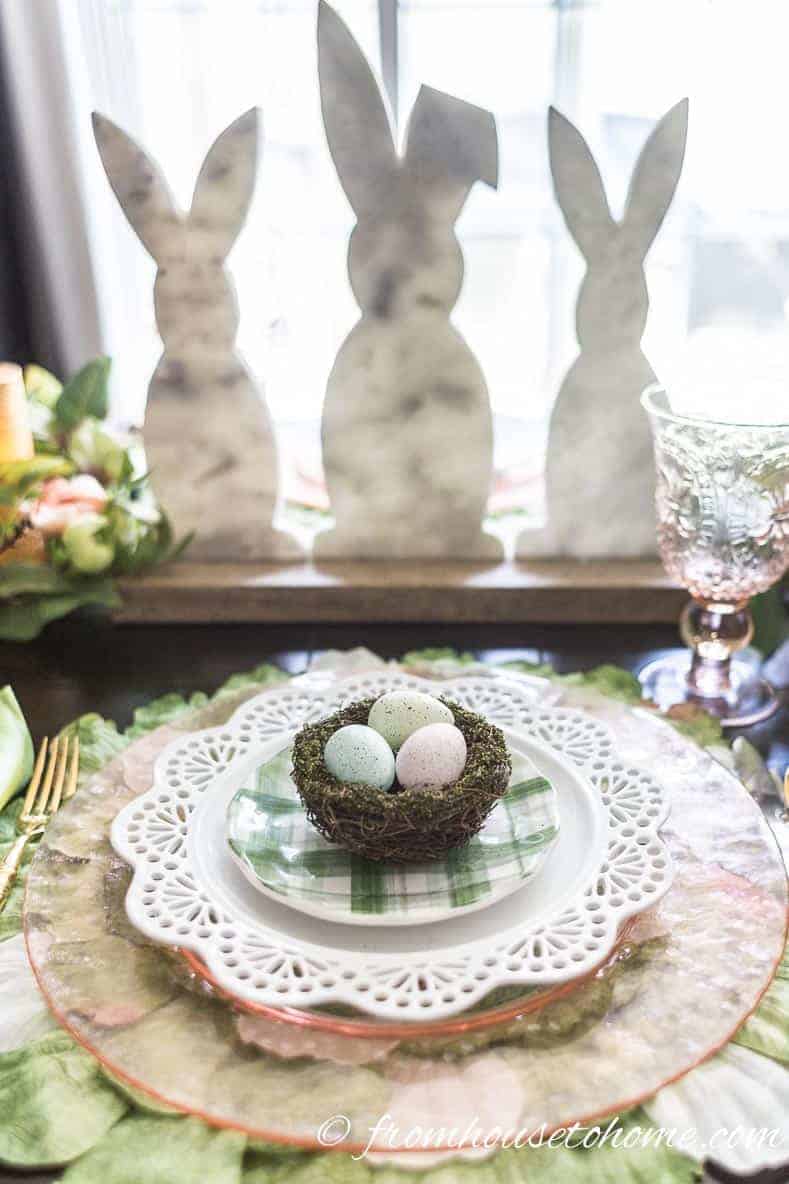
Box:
[114,560,684,624]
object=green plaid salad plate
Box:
[226,742,560,926]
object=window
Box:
[63,0,789,538]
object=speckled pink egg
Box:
[395,723,467,791]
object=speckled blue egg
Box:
[367,691,454,750]
[323,725,396,790]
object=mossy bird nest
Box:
[291,697,511,863]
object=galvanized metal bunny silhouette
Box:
[315,1,502,560]
[518,100,688,559]
[93,108,301,560]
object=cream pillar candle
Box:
[0,363,33,462]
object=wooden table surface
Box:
[0,619,786,1184]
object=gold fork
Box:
[0,735,80,913]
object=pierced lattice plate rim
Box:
[110,671,673,1021]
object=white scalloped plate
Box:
[111,671,673,1022]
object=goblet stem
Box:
[680,598,754,702]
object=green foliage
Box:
[0,563,72,598]
[69,418,132,484]
[0,1032,127,1167]
[0,565,119,641]
[62,1115,245,1184]
[0,456,73,506]
[99,1076,182,1117]
[402,646,477,666]
[108,502,191,576]
[216,663,290,696]
[733,944,789,1064]
[58,713,129,779]
[0,797,28,940]
[24,363,62,408]
[124,664,288,739]
[0,686,34,811]
[125,692,210,740]
[62,514,115,574]
[499,658,557,678]
[663,705,724,747]
[750,584,787,658]
[566,664,643,703]
[54,357,111,431]
[0,354,191,638]
[501,660,643,704]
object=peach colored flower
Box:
[27,474,108,537]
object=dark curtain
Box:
[0,36,39,368]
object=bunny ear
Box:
[404,85,498,217]
[189,107,260,259]
[92,112,182,263]
[621,98,688,258]
[548,105,616,259]
[317,0,396,219]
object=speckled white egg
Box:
[395,723,467,791]
[323,725,395,790]
[367,691,454,751]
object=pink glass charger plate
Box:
[23,677,788,1154]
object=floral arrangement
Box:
[0,357,187,640]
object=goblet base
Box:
[638,650,780,729]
